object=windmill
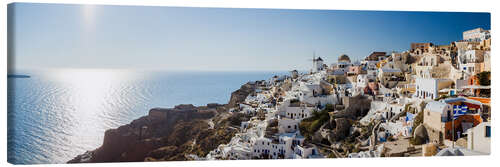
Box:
[306,51,318,62]
[308,51,325,73]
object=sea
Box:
[7,69,286,164]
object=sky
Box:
[8,3,491,71]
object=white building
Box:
[293,144,321,159]
[251,132,306,159]
[484,51,491,72]
[359,60,377,79]
[415,77,453,100]
[465,122,491,154]
[278,118,300,133]
[385,103,405,120]
[356,74,370,89]
[223,145,253,160]
[279,132,305,158]
[458,49,484,75]
[463,28,491,42]
[251,137,286,159]
[280,103,315,120]
[378,68,403,81]
[239,103,256,114]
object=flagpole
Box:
[452,105,457,148]
[452,114,454,148]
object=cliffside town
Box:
[69,27,491,162]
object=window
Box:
[486,126,491,137]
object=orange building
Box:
[424,98,485,144]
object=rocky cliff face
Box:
[227,82,256,108]
[69,83,254,163]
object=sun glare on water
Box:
[48,69,138,116]
[42,69,143,160]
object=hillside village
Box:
[204,27,492,159]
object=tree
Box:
[476,71,491,96]
[477,71,491,86]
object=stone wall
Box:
[424,124,443,145]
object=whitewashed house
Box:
[293,144,321,159]
[252,137,286,159]
[281,103,315,120]
[458,49,484,75]
[415,77,453,100]
[361,60,379,78]
[278,118,300,133]
[463,28,490,42]
[465,122,491,154]
[223,145,253,160]
[279,132,305,158]
[356,74,369,88]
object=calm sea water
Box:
[7,69,285,164]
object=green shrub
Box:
[299,108,330,141]
[477,71,491,86]
[327,153,337,158]
[325,104,335,111]
[477,71,491,96]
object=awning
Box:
[466,97,490,105]
[439,88,455,93]
[461,85,491,89]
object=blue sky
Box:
[8,3,490,71]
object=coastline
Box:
[68,81,258,163]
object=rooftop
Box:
[425,101,448,112]
[380,68,402,73]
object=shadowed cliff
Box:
[68,82,256,163]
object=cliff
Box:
[227,82,256,108]
[68,83,256,163]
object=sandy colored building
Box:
[423,100,483,145]
[365,51,387,61]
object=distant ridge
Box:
[7,74,30,78]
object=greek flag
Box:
[453,105,467,119]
